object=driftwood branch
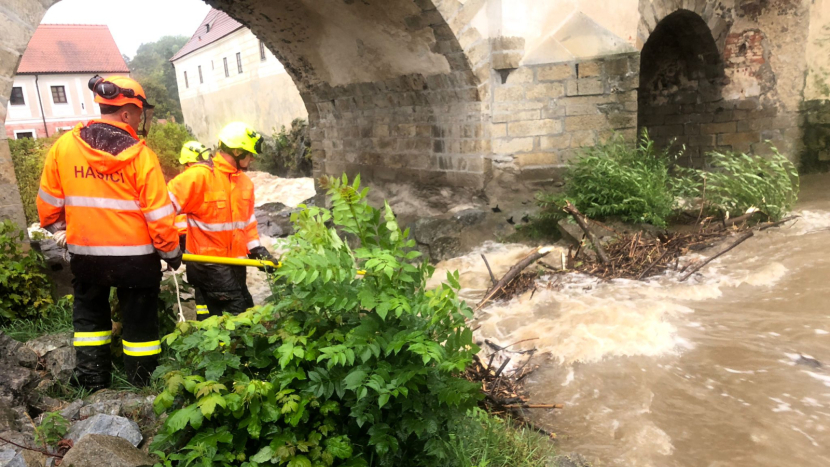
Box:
[481,254,497,288]
[476,247,553,310]
[679,231,754,282]
[562,201,610,264]
[503,403,564,409]
[758,215,800,231]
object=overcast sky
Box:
[41,0,212,58]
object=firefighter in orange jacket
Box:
[37,75,182,391]
[174,141,211,317]
[168,122,276,318]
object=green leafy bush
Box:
[254,118,311,177]
[145,121,194,179]
[536,134,680,227]
[0,220,53,322]
[35,412,70,448]
[675,148,799,222]
[150,174,481,466]
[9,135,60,224]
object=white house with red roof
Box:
[170,9,306,143]
[4,24,130,140]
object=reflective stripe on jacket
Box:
[167,155,260,258]
[37,120,180,258]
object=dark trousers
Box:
[70,254,162,388]
[187,262,254,320]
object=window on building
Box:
[198,65,203,84]
[259,41,266,61]
[184,71,189,88]
[236,52,243,74]
[10,87,24,105]
[51,86,67,104]
[15,131,33,139]
[223,57,229,77]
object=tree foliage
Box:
[150,174,482,466]
[126,36,189,122]
[254,119,312,177]
[145,121,194,180]
[0,220,53,322]
[8,135,60,224]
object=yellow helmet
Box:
[218,122,263,156]
[179,141,210,165]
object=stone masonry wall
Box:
[489,53,640,185]
[0,0,57,229]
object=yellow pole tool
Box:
[182,253,280,269]
[182,254,367,275]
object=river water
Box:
[432,174,830,467]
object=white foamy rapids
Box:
[430,238,794,365]
[793,209,830,235]
[247,171,316,207]
[475,289,689,364]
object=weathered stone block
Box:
[565,80,579,96]
[718,132,761,146]
[537,63,575,82]
[565,114,609,132]
[577,61,602,78]
[569,130,597,148]
[491,123,507,138]
[701,122,737,134]
[508,119,563,137]
[525,83,565,100]
[504,67,534,84]
[516,152,559,167]
[540,134,572,150]
[604,57,629,77]
[577,78,604,96]
[494,86,524,102]
[492,51,522,70]
[493,137,534,154]
[492,110,540,123]
[67,414,143,447]
[566,103,600,116]
[688,135,716,146]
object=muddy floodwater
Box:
[433,174,830,467]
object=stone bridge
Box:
[2,0,829,227]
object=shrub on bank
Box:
[9,135,60,225]
[151,175,482,466]
[536,134,680,228]
[534,134,800,229]
[253,118,312,177]
[675,148,799,222]
[144,121,194,180]
[0,220,53,322]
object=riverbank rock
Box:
[60,434,156,467]
[0,450,26,467]
[0,361,40,406]
[67,414,143,447]
[550,453,593,467]
[24,333,74,383]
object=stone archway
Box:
[637,9,726,167]
[0,0,493,227]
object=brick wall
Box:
[489,53,640,183]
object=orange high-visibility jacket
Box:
[37,120,180,258]
[167,154,260,258]
[174,214,187,236]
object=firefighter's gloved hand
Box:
[249,246,277,273]
[53,230,67,248]
[166,250,183,271]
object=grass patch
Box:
[448,409,556,467]
[1,295,73,342]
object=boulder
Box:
[452,209,486,226]
[43,347,74,383]
[429,237,462,262]
[0,450,26,467]
[60,434,156,467]
[59,400,84,421]
[0,361,40,406]
[413,218,460,245]
[66,414,142,447]
[0,333,22,355]
[0,401,18,432]
[24,333,71,357]
[79,400,122,418]
[12,347,37,370]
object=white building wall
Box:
[172,28,307,144]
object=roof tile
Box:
[17,24,130,74]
